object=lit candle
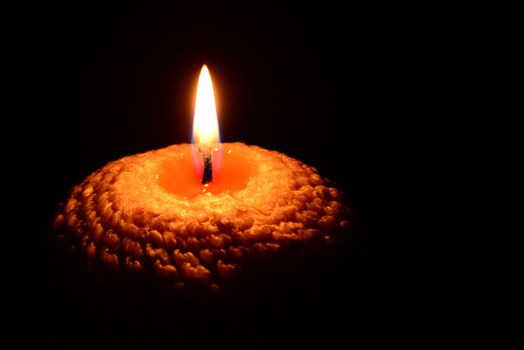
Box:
[54,65,352,291]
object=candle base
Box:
[54,142,353,292]
[45,221,361,348]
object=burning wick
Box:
[202,152,212,184]
[193,64,220,185]
[198,143,216,184]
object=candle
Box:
[54,65,352,292]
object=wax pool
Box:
[159,146,254,198]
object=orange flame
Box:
[192,65,221,179]
[193,65,220,154]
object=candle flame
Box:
[193,65,220,154]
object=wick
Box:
[202,153,212,184]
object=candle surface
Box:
[159,145,254,198]
[55,142,352,290]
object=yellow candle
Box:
[54,65,352,291]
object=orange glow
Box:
[159,145,254,198]
[193,65,220,154]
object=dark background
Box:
[22,1,396,348]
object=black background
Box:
[22,1,398,348]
